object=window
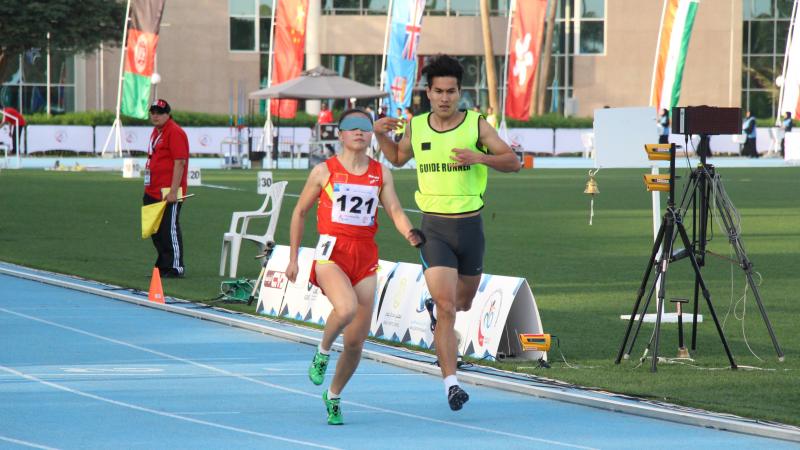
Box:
[230,0,257,51]
[0,50,76,114]
[321,0,507,16]
[576,0,605,55]
[742,0,791,118]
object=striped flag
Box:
[271,0,309,119]
[121,0,167,119]
[779,4,800,118]
[650,0,699,113]
[384,0,425,117]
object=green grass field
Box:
[1,166,798,425]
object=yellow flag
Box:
[141,201,167,239]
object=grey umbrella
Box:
[248,66,388,100]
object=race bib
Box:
[143,169,151,186]
[331,183,379,226]
[314,234,337,260]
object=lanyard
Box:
[148,130,164,158]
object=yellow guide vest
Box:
[410,110,488,214]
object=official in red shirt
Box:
[143,99,189,278]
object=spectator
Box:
[318,103,334,124]
[742,111,758,158]
[781,111,792,158]
[143,99,189,278]
[1,105,26,155]
[658,108,670,144]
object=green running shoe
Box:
[323,391,343,425]
[308,350,329,385]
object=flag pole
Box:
[499,0,515,139]
[102,0,132,158]
[379,0,394,95]
[260,0,278,168]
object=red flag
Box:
[506,0,547,120]
[271,0,309,118]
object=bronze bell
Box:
[584,170,599,195]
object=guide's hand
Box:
[374,117,401,135]
[450,148,484,167]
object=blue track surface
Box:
[1,274,797,449]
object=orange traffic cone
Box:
[148,267,165,304]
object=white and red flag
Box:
[505,0,547,120]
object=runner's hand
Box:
[285,260,299,283]
[407,228,426,248]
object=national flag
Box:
[779,5,800,118]
[121,0,167,119]
[271,0,309,119]
[505,0,547,120]
[650,0,699,113]
[384,0,425,117]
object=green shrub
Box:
[25,109,595,128]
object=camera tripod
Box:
[615,143,783,372]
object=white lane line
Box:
[0,366,339,450]
[199,183,245,191]
[1,307,594,449]
[0,435,60,450]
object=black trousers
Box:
[143,193,184,275]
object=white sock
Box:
[443,375,458,394]
[328,388,340,400]
[318,344,330,356]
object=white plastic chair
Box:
[219,181,287,278]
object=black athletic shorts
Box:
[419,213,485,276]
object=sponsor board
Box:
[256,246,545,361]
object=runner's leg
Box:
[329,274,376,395]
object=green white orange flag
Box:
[650,0,699,113]
[122,0,167,119]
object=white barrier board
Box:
[27,125,94,153]
[95,125,152,153]
[784,132,800,160]
[258,245,546,361]
[255,245,292,316]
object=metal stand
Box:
[674,154,784,361]
[615,143,738,372]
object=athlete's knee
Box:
[455,298,473,312]
[342,336,365,354]
[434,300,457,323]
[333,301,358,324]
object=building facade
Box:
[0,1,791,120]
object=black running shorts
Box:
[419,214,485,276]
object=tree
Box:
[0,0,126,87]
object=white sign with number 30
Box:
[257,171,273,194]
